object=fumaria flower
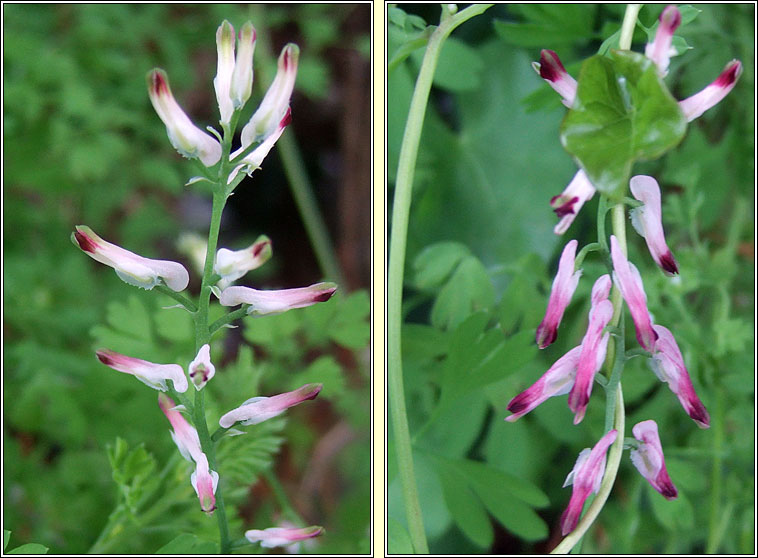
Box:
[214,20,257,126]
[645,5,681,76]
[219,383,323,428]
[629,175,678,275]
[158,393,202,461]
[506,345,582,422]
[549,170,596,235]
[229,108,292,183]
[240,43,299,148]
[560,429,617,535]
[72,225,189,292]
[650,325,710,428]
[533,49,577,108]
[567,275,614,424]
[188,344,215,391]
[147,69,222,167]
[610,235,658,352]
[191,452,219,514]
[679,59,742,122]
[218,282,337,316]
[630,420,678,499]
[536,239,582,349]
[96,349,188,393]
[244,526,324,549]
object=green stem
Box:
[705,386,724,553]
[388,4,492,553]
[619,4,642,51]
[209,306,250,335]
[155,284,198,312]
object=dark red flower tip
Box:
[551,195,579,218]
[96,350,115,366]
[715,61,741,88]
[74,229,98,253]
[252,239,271,258]
[539,49,566,83]
[313,287,337,303]
[150,70,169,95]
[280,107,292,128]
[303,385,323,401]
[507,394,529,415]
[689,403,711,429]
[660,483,678,500]
[536,323,557,349]
[660,5,681,31]
[658,252,679,275]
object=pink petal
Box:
[679,60,742,121]
[551,170,596,235]
[610,235,658,352]
[651,325,710,428]
[629,175,678,275]
[218,281,337,315]
[630,420,678,499]
[245,526,324,548]
[536,49,577,107]
[644,5,681,76]
[219,383,322,428]
[536,240,581,348]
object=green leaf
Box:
[453,459,549,508]
[327,290,370,349]
[650,488,694,530]
[410,37,485,92]
[431,255,495,330]
[156,533,217,554]
[387,517,414,554]
[7,543,49,554]
[4,531,10,552]
[436,460,494,548]
[560,51,687,196]
[413,241,471,289]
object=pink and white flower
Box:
[533,49,577,108]
[229,109,292,182]
[645,5,681,76]
[190,452,219,514]
[650,325,710,428]
[536,240,582,349]
[567,275,614,424]
[560,429,617,535]
[188,344,215,391]
[96,349,188,393]
[158,393,202,461]
[240,43,299,148]
[630,420,678,499]
[244,525,323,549]
[550,170,597,235]
[629,175,678,275]
[147,69,222,167]
[610,235,658,352]
[230,22,257,112]
[219,383,323,428]
[218,282,337,316]
[506,346,582,422]
[72,225,189,292]
[213,20,236,126]
[679,59,742,122]
[214,235,272,284]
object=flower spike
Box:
[158,393,202,461]
[629,175,678,275]
[190,452,219,514]
[536,240,582,348]
[73,225,189,292]
[240,43,299,148]
[97,349,188,393]
[218,281,337,316]
[610,235,658,352]
[245,526,324,549]
[147,69,222,166]
[645,5,681,76]
[506,346,582,422]
[650,325,710,428]
[630,420,678,499]
[219,383,322,428]
[679,60,742,122]
[560,429,617,535]
[188,344,215,391]
[551,170,596,235]
[567,275,613,424]
[534,49,577,108]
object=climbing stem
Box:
[388,4,492,553]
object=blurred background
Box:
[388,3,754,554]
[4,3,370,554]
